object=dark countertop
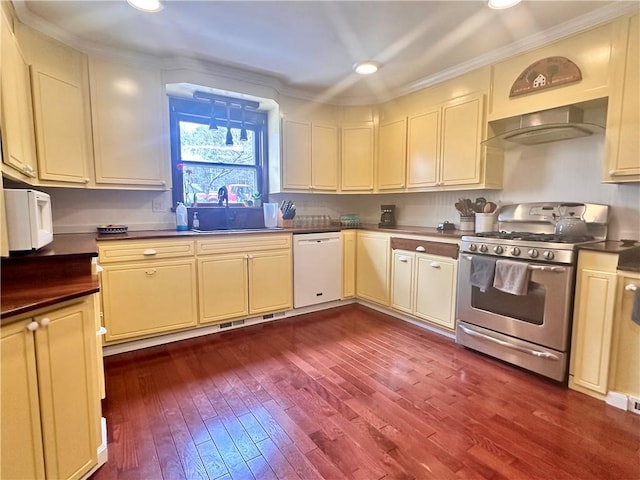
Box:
[358,224,467,240]
[578,241,640,273]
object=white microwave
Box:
[4,189,54,251]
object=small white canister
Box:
[475,212,497,233]
[459,215,475,231]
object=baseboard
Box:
[606,391,628,411]
[102,298,456,356]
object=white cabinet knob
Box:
[145,269,157,275]
[625,283,638,292]
[430,262,441,268]
[84,178,90,183]
[95,265,104,273]
[415,246,426,252]
[97,327,108,336]
[143,249,157,256]
[39,317,51,327]
[27,321,39,332]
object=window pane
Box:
[179,121,255,165]
[182,163,258,205]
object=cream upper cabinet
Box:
[311,122,339,191]
[89,55,170,189]
[282,118,312,190]
[341,229,357,299]
[489,22,614,121]
[341,122,374,191]
[604,12,640,183]
[281,119,338,191]
[356,231,390,305]
[16,22,93,186]
[377,117,407,191]
[569,251,619,398]
[407,108,440,188]
[407,93,500,190]
[1,12,37,181]
[1,298,101,480]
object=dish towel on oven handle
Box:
[493,259,531,296]
[632,290,640,325]
[470,256,497,292]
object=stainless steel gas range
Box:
[456,202,609,381]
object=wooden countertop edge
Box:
[1,278,100,321]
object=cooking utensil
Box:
[474,197,487,213]
[484,202,497,213]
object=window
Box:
[169,95,268,207]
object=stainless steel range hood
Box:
[484,104,605,149]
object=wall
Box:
[41,131,639,240]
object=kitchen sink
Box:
[191,227,283,233]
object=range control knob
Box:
[543,251,555,260]
[479,244,488,253]
[511,247,521,256]
[528,249,539,258]
[493,246,504,254]
[468,244,477,252]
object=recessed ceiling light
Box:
[126,0,163,13]
[353,61,381,75]
[487,0,522,9]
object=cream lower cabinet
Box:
[569,251,619,397]
[609,271,640,399]
[391,247,458,329]
[197,234,292,324]
[1,297,101,480]
[99,240,197,343]
[342,230,357,299]
[356,231,390,306]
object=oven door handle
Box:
[458,325,560,360]
[462,255,566,273]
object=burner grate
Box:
[474,231,594,243]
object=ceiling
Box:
[15,1,636,104]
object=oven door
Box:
[456,253,575,352]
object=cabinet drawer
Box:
[197,233,291,255]
[391,237,458,259]
[98,239,194,263]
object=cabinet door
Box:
[101,259,198,342]
[30,68,90,184]
[571,268,618,394]
[89,56,169,188]
[34,300,99,480]
[391,251,414,313]
[609,274,640,396]
[356,231,390,306]
[341,123,374,191]
[248,250,292,314]
[1,14,37,180]
[199,254,249,324]
[311,123,339,191]
[282,119,312,190]
[377,118,407,191]
[1,321,45,480]
[440,94,484,186]
[414,254,457,329]
[407,109,439,188]
[604,13,640,182]
[342,230,357,298]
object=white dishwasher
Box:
[293,232,342,308]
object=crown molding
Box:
[12,1,639,106]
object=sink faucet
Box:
[217,186,228,208]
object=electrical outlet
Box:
[629,396,640,415]
[152,198,164,212]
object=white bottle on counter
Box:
[192,212,200,229]
[176,202,188,231]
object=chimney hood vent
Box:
[484,105,605,149]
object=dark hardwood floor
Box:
[91,305,640,480]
